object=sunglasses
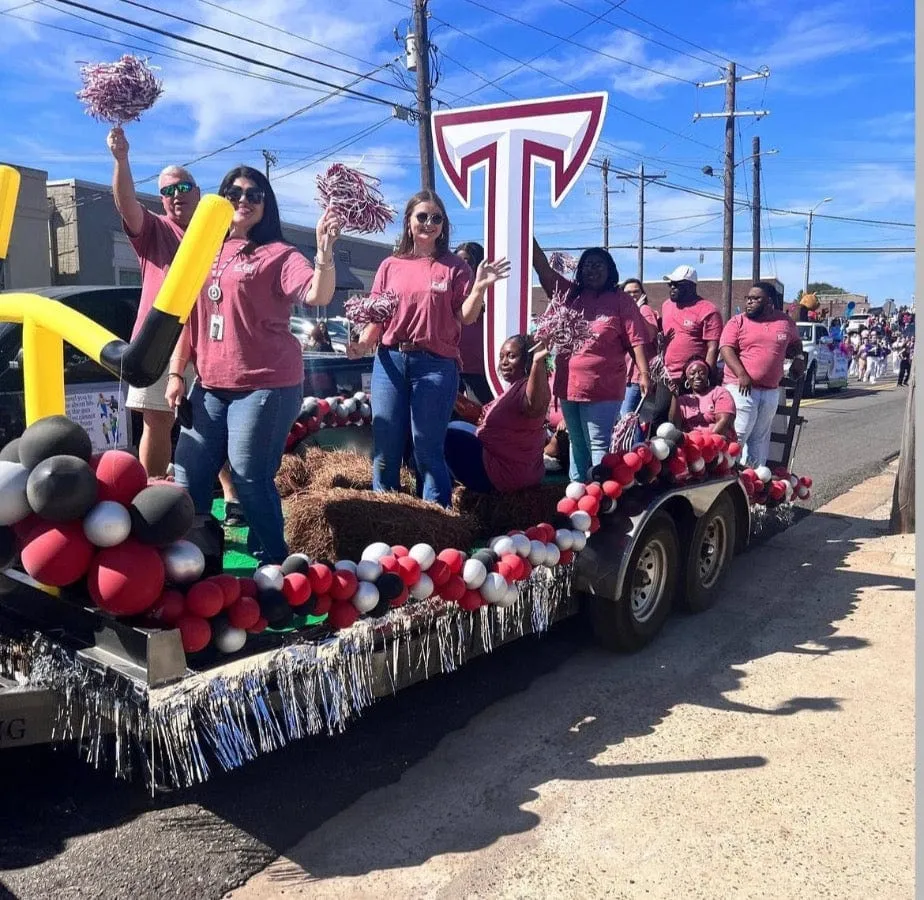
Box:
[224,185,265,205]
[159,181,195,197]
[414,212,444,225]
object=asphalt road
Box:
[0,376,910,900]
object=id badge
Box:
[209,313,224,341]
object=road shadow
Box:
[0,508,912,899]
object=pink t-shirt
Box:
[188,238,313,391]
[477,378,546,492]
[720,310,801,390]
[625,302,659,384]
[458,313,485,376]
[661,296,724,379]
[549,276,648,403]
[375,253,474,363]
[676,386,737,430]
[125,208,184,340]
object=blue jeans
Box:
[444,421,493,493]
[372,347,459,507]
[559,398,622,482]
[174,382,302,564]
[619,382,644,446]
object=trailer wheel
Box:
[588,512,679,652]
[681,492,737,613]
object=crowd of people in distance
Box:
[115,125,910,565]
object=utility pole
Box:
[751,135,761,282]
[410,0,435,191]
[616,164,665,282]
[694,64,769,319]
[601,157,610,249]
[262,149,277,182]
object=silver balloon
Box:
[212,619,247,654]
[83,500,132,548]
[334,559,358,575]
[356,559,382,582]
[253,564,284,592]
[160,539,206,584]
[351,580,380,613]
[0,461,30,527]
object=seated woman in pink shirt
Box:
[668,356,737,439]
[444,336,551,493]
[166,165,341,563]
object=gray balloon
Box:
[0,461,30,526]
[83,501,132,548]
[160,539,206,584]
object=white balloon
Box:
[690,457,706,473]
[755,465,773,484]
[555,528,574,550]
[656,422,682,443]
[479,571,508,604]
[340,398,358,414]
[462,558,487,589]
[789,474,800,488]
[494,584,519,608]
[351,580,380,613]
[408,542,436,571]
[796,485,810,500]
[409,573,434,600]
[334,559,358,575]
[0,461,30,526]
[82,500,132,547]
[571,530,587,552]
[254,565,284,592]
[491,535,516,557]
[544,543,561,567]
[160,540,206,584]
[565,481,586,501]
[213,621,247,654]
[650,438,672,461]
[527,539,547,567]
[356,559,383,582]
[570,510,592,532]
[359,402,372,418]
[361,541,392,562]
[510,533,531,558]
[352,390,367,403]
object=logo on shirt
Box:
[776,331,788,341]
[683,318,695,329]
[234,262,257,274]
[430,279,449,292]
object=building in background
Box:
[815,293,869,319]
[2,165,52,290]
[643,277,785,315]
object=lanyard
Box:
[206,242,250,304]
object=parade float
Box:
[0,85,812,790]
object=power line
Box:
[273,117,393,181]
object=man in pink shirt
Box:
[660,265,723,383]
[720,281,805,467]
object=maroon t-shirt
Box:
[124,208,184,340]
[188,238,313,391]
[676,386,737,430]
[661,296,724,379]
[625,302,659,384]
[720,310,801,390]
[477,378,546,492]
[458,313,486,376]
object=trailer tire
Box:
[681,492,737,613]
[588,512,679,652]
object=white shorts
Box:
[125,364,193,414]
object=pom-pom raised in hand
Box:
[316,163,395,234]
[344,290,399,326]
[77,55,163,126]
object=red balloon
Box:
[601,452,623,469]
[496,560,516,582]
[622,451,642,473]
[308,563,333,596]
[635,444,654,464]
[458,589,482,611]
[316,399,331,417]
[177,614,211,653]
[378,555,400,575]
[500,553,524,581]
[727,441,741,458]
[210,574,241,608]
[577,495,600,516]
[556,497,578,515]
[525,526,542,541]
[391,585,409,608]
[88,539,165,616]
[440,574,466,602]
[238,576,258,598]
[20,520,94,587]
[602,480,622,500]
[588,516,601,534]
[246,616,268,634]
[396,555,421,586]
[328,600,359,630]
[583,484,603,499]
[91,450,147,507]
[613,465,635,486]
[800,476,813,488]
[228,595,261,629]
[518,559,533,581]
[559,549,575,565]
[391,544,409,558]
[184,579,224,618]
[437,548,465,575]
[427,558,451,587]
[329,570,358,602]
[149,589,186,626]
[283,572,312,606]
[537,523,556,543]
[313,594,332,616]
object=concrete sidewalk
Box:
[228,466,915,900]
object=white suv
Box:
[784,322,849,396]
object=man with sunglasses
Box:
[108,126,200,479]
[660,265,723,385]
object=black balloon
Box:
[259,588,292,626]
[280,553,312,576]
[26,455,98,521]
[374,571,404,602]
[0,438,21,463]
[599,496,617,515]
[19,416,93,471]
[551,512,574,530]
[130,485,195,546]
[473,549,497,569]
[0,525,15,568]
[370,595,391,618]
[590,463,610,482]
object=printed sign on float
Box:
[432,93,608,396]
[65,381,131,453]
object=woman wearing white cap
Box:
[660,265,723,385]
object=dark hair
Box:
[752,280,779,307]
[454,241,484,272]
[681,354,710,393]
[503,333,534,377]
[569,247,619,300]
[218,166,285,246]
[394,190,451,258]
[622,278,644,293]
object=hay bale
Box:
[454,483,565,539]
[276,448,326,498]
[311,450,376,491]
[285,488,477,561]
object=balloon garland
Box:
[285,392,373,451]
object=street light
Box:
[804,197,833,295]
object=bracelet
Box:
[314,256,334,270]
[167,372,185,380]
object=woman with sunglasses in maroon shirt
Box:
[166,165,341,563]
[349,189,510,507]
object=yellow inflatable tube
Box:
[0,165,20,260]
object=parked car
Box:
[783,321,848,397]
[0,286,373,450]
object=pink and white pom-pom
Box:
[343,290,399,326]
[317,163,396,234]
[549,251,578,275]
[77,55,163,125]
[533,289,594,355]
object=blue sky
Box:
[0,0,914,303]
